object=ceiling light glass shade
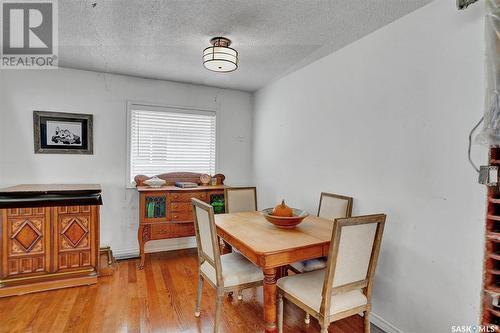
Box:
[203,37,238,72]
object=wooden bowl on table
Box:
[261,208,309,228]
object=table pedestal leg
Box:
[263,268,278,333]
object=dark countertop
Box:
[0,184,103,208]
[0,184,101,196]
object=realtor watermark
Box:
[0,0,58,69]
[451,325,498,332]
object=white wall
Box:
[253,1,486,332]
[0,68,253,256]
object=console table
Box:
[134,172,227,269]
[0,184,102,297]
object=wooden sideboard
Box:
[135,172,227,269]
[0,184,102,297]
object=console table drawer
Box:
[168,192,207,202]
[170,211,193,222]
[169,202,192,212]
[151,223,194,240]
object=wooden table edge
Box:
[216,226,329,267]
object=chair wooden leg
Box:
[278,293,284,333]
[214,290,224,333]
[364,311,371,333]
[195,275,203,317]
[304,313,310,324]
[320,320,329,333]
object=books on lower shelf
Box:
[175,182,198,188]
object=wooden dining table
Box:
[215,211,334,333]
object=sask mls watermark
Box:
[451,324,498,332]
[0,0,58,69]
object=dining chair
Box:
[277,214,386,333]
[224,186,258,213]
[191,198,263,333]
[223,186,258,298]
[288,192,353,324]
[289,192,353,274]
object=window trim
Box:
[126,101,219,188]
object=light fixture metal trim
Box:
[457,0,479,10]
[203,37,238,73]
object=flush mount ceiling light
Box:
[203,37,238,72]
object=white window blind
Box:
[129,105,216,184]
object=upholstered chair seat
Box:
[201,252,263,287]
[289,257,327,273]
[277,269,367,316]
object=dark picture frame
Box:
[33,111,94,154]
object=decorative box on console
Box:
[0,184,102,297]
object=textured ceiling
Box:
[59,0,433,91]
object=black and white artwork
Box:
[33,111,93,154]
[46,121,83,146]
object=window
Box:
[127,103,217,185]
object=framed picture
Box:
[33,111,93,154]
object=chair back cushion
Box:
[318,193,353,220]
[333,222,377,287]
[194,205,216,261]
[225,187,257,213]
[192,199,224,286]
[318,214,385,317]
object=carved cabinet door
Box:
[53,205,97,272]
[1,208,51,279]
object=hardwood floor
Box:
[0,249,384,333]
